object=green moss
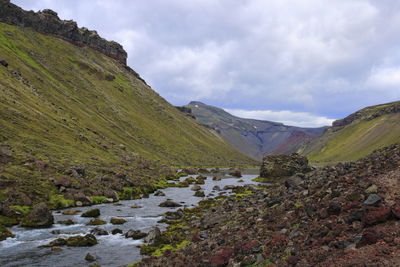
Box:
[9,205,31,216]
[91,196,108,204]
[0,216,18,227]
[49,195,75,209]
[151,240,191,257]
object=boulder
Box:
[213,186,221,191]
[154,190,166,196]
[159,200,182,207]
[20,203,54,228]
[191,185,202,191]
[362,206,391,225]
[87,218,106,226]
[58,219,75,225]
[125,229,147,239]
[81,209,100,218]
[0,58,8,68]
[85,253,96,262]
[229,168,242,177]
[54,177,72,188]
[144,226,161,245]
[260,153,311,178]
[194,191,205,197]
[90,227,108,236]
[363,194,382,206]
[66,234,98,246]
[112,229,123,235]
[110,218,126,225]
[0,225,14,241]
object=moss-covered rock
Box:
[66,234,98,246]
[87,218,106,225]
[81,209,100,218]
[0,225,14,241]
[110,218,126,225]
[20,203,54,228]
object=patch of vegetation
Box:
[9,205,31,216]
[49,195,75,209]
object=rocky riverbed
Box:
[0,170,261,267]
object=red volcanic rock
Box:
[210,247,234,267]
[391,202,400,219]
[362,207,391,225]
[356,230,379,248]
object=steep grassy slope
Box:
[185,101,326,160]
[0,22,255,211]
[303,101,400,164]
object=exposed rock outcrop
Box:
[20,203,54,228]
[260,153,311,178]
[0,0,127,64]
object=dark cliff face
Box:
[0,0,127,64]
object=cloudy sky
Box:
[13,0,400,127]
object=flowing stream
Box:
[0,170,260,267]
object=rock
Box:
[213,186,221,191]
[110,218,126,225]
[42,238,67,247]
[191,185,202,191]
[260,153,311,178]
[284,176,303,189]
[356,229,379,248]
[62,210,79,215]
[229,168,242,177]
[54,177,72,188]
[362,206,391,225]
[194,190,205,197]
[89,264,101,267]
[181,168,198,175]
[112,229,123,235]
[327,202,342,215]
[20,203,54,228]
[363,194,382,206]
[75,201,83,207]
[0,58,8,68]
[81,209,100,218]
[51,246,63,251]
[365,184,378,194]
[58,219,75,225]
[125,229,147,239]
[287,255,299,266]
[0,225,14,241]
[90,227,108,236]
[154,190,166,196]
[66,234,98,246]
[86,218,106,225]
[198,168,209,173]
[144,226,161,245]
[392,202,400,219]
[165,211,184,220]
[130,204,142,209]
[159,200,182,207]
[213,176,222,181]
[223,185,235,190]
[210,247,234,266]
[85,253,96,262]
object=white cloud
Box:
[367,67,400,89]
[225,109,335,128]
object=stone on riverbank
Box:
[20,203,54,228]
[260,153,311,178]
[159,200,182,207]
[81,209,100,218]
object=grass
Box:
[308,113,400,164]
[0,22,256,208]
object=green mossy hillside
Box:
[303,101,400,165]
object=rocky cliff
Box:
[0,0,127,64]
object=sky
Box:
[12,0,400,127]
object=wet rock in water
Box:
[112,229,123,235]
[213,176,222,181]
[144,226,161,245]
[260,153,311,178]
[229,168,242,177]
[363,194,382,206]
[91,227,108,236]
[87,218,106,225]
[0,226,14,241]
[191,185,202,191]
[223,185,235,190]
[89,264,101,267]
[85,253,96,262]
[110,218,126,225]
[51,246,63,251]
[58,219,75,225]
[130,204,142,209]
[154,190,166,196]
[20,203,54,228]
[237,179,244,182]
[67,234,98,246]
[62,210,79,215]
[165,210,184,220]
[213,185,221,191]
[125,229,147,239]
[194,190,205,197]
[159,200,182,207]
[48,238,67,247]
[81,208,100,217]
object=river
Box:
[0,170,260,267]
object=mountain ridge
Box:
[185,101,327,160]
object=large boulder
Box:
[66,234,98,246]
[20,203,54,228]
[81,209,100,218]
[159,200,182,207]
[260,153,311,178]
[144,226,162,246]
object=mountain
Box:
[302,101,400,164]
[185,101,327,160]
[0,2,255,210]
